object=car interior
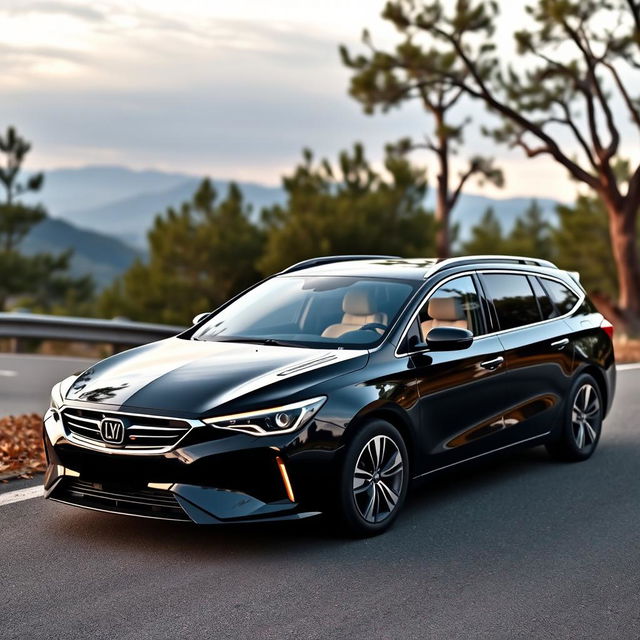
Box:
[419,297,469,338]
[321,289,389,338]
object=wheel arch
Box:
[577,364,608,412]
[345,404,417,474]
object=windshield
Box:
[192,275,419,349]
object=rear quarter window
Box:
[540,278,580,315]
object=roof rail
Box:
[280,255,402,274]
[428,254,558,277]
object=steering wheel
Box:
[358,322,388,333]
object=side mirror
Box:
[192,312,210,325]
[424,326,474,351]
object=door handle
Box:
[550,338,569,350]
[480,356,504,371]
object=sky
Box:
[0,0,636,202]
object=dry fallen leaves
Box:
[0,414,46,479]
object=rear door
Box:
[479,271,575,441]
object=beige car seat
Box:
[420,296,468,339]
[322,289,388,339]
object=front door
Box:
[406,274,509,474]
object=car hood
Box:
[65,337,368,416]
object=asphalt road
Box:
[0,354,95,416]
[1,367,640,639]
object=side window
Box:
[540,278,580,315]
[530,276,556,319]
[419,275,483,340]
[482,273,542,330]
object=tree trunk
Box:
[435,109,450,260]
[435,174,450,260]
[606,202,640,335]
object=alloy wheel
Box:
[352,435,404,524]
[571,383,601,451]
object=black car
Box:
[44,255,616,536]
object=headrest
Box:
[343,288,375,316]
[428,297,464,321]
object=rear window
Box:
[482,273,542,330]
[540,278,580,315]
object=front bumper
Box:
[43,407,338,524]
[45,467,319,524]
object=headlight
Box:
[50,382,64,410]
[203,396,326,436]
[50,374,77,411]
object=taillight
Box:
[601,318,614,339]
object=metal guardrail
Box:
[0,312,185,349]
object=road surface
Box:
[1,366,640,639]
[0,354,95,416]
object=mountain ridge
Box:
[20,165,563,287]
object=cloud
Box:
[0,0,619,201]
[5,1,105,21]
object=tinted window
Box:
[419,275,483,339]
[541,278,579,315]
[483,273,542,330]
[530,277,556,319]
[193,275,418,349]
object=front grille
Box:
[51,478,190,521]
[61,407,192,450]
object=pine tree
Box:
[461,208,505,255]
[341,15,503,259]
[0,126,93,312]
[98,179,263,325]
[258,143,437,275]
[378,0,640,332]
[504,200,554,261]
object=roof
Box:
[277,255,559,281]
[280,257,438,280]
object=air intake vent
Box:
[50,478,190,521]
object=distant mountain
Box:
[30,166,559,246]
[18,165,564,289]
[59,177,286,247]
[22,166,286,247]
[444,193,561,241]
[24,166,194,215]
[21,217,143,289]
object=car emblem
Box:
[100,418,125,444]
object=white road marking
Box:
[617,363,640,371]
[0,370,17,377]
[0,485,44,507]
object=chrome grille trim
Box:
[67,414,100,426]
[60,406,203,455]
[67,420,100,433]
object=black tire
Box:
[336,419,409,537]
[546,373,603,462]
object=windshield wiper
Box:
[211,337,303,347]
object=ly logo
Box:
[100,418,125,444]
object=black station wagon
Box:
[44,255,616,535]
